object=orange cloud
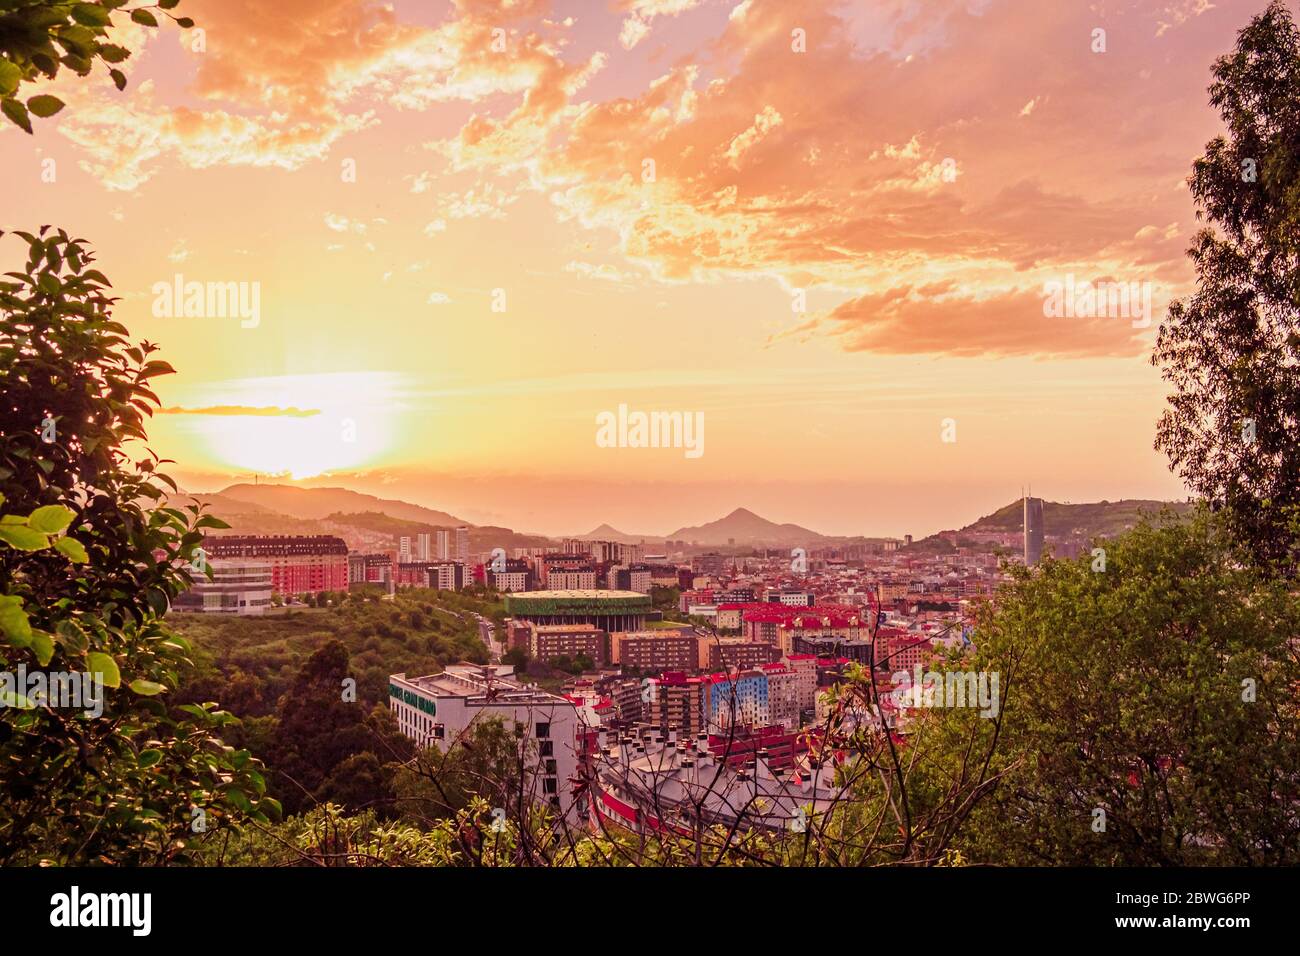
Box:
[57,0,591,187]
[423,0,1236,356]
[788,285,1152,359]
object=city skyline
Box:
[0,0,1242,535]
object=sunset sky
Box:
[0,0,1248,537]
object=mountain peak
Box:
[667,506,826,546]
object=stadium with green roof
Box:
[505,590,653,632]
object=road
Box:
[472,612,502,662]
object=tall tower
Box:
[455,526,470,564]
[1023,496,1045,566]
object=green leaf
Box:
[28,504,74,534]
[129,678,166,696]
[36,272,59,295]
[56,620,88,653]
[30,630,54,666]
[130,9,158,26]
[2,97,32,134]
[0,60,21,97]
[0,596,33,646]
[86,651,121,689]
[246,769,266,794]
[176,17,194,29]
[0,524,50,550]
[97,44,130,64]
[26,94,64,118]
[109,68,126,91]
[159,0,181,8]
[54,536,88,563]
[145,588,169,616]
[71,4,112,26]
[138,748,163,767]
[31,53,59,78]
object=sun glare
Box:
[174,371,402,479]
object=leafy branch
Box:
[0,0,194,132]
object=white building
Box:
[607,565,652,594]
[490,570,529,593]
[765,589,816,607]
[174,558,273,615]
[548,568,597,590]
[428,561,466,591]
[388,664,584,821]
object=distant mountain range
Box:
[574,509,843,547]
[579,507,900,548]
[213,484,468,526]
[182,483,1188,554]
[182,484,549,553]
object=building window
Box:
[539,741,553,757]
[543,778,558,794]
[535,722,550,739]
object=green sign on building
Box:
[389,682,436,716]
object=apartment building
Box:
[203,535,348,596]
[388,664,583,820]
[529,623,610,667]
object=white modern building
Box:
[388,664,584,821]
[174,558,273,615]
[428,561,466,591]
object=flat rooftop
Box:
[392,665,573,706]
[513,590,647,599]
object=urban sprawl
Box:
[176,499,1052,832]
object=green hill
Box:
[967,499,1191,538]
[172,588,505,717]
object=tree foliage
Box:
[1154,0,1300,571]
[0,0,193,132]
[949,509,1300,865]
[0,228,277,864]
